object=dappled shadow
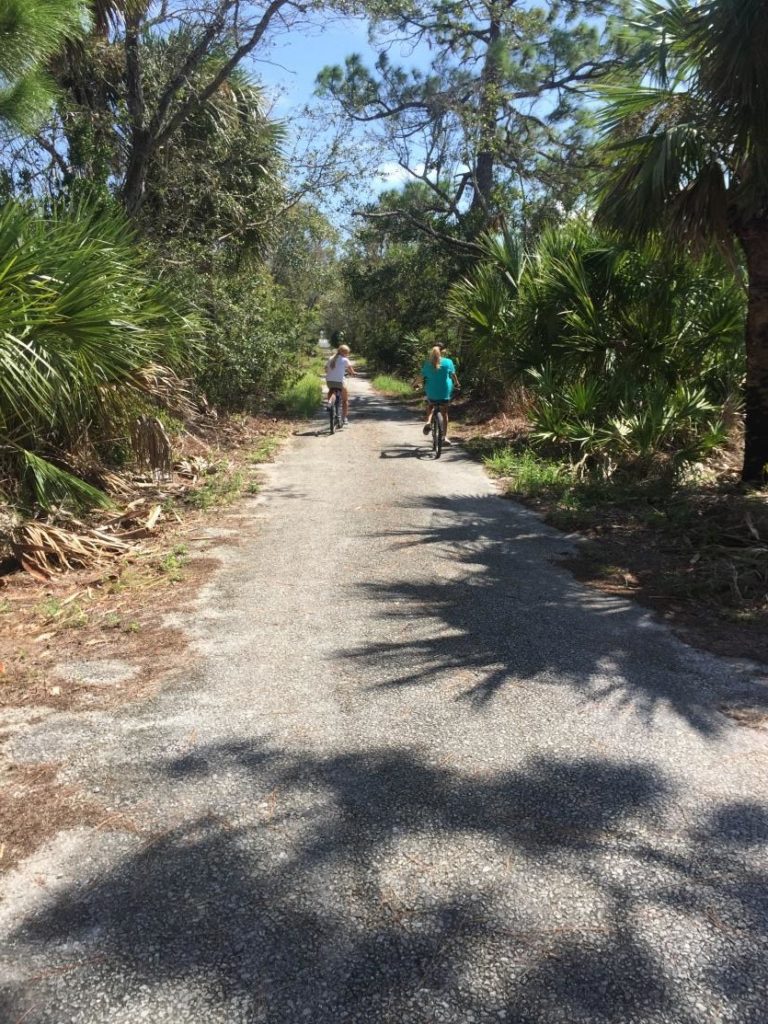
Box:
[379,444,431,460]
[292,426,330,437]
[349,390,418,424]
[6,744,767,1022]
[340,491,759,734]
[292,386,417,438]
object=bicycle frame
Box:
[328,386,343,434]
[429,401,448,458]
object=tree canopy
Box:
[319,0,629,245]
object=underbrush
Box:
[372,375,415,398]
[280,372,322,418]
[185,468,245,510]
[482,441,767,658]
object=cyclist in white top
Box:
[325,343,356,424]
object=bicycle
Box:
[429,401,449,458]
[327,385,344,434]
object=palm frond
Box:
[0,199,199,510]
[597,122,725,246]
[20,450,111,509]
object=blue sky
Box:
[250,15,373,113]
[248,14,434,194]
[250,13,432,114]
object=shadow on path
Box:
[341,493,762,735]
[7,745,767,1022]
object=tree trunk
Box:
[470,11,501,225]
[122,14,148,217]
[122,130,150,216]
[739,219,768,484]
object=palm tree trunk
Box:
[739,220,768,484]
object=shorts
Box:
[326,380,347,392]
[426,397,451,407]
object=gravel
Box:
[1,378,767,1023]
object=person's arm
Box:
[346,360,357,376]
[451,372,460,389]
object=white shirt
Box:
[326,355,351,384]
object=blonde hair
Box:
[330,344,350,370]
[430,345,442,369]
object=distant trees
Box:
[319,0,628,246]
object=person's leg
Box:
[441,406,452,445]
[423,401,434,434]
[342,385,349,419]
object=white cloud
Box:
[376,161,411,184]
[374,161,428,190]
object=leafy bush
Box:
[341,230,458,377]
[450,220,745,477]
[0,200,197,509]
[164,252,312,412]
[279,372,322,418]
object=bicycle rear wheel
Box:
[432,409,443,458]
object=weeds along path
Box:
[1,377,767,1024]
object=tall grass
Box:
[484,449,571,497]
[280,371,322,418]
[372,375,414,398]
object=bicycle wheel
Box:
[433,409,443,458]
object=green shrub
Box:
[280,372,322,418]
[0,199,197,510]
[372,375,414,398]
[187,263,311,412]
[451,220,745,478]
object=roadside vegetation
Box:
[371,375,415,399]
[325,0,767,656]
[0,1,340,585]
[280,371,324,419]
[2,0,767,658]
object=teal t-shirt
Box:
[422,357,456,401]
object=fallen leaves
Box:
[12,522,132,578]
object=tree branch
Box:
[353,207,484,256]
[156,0,300,149]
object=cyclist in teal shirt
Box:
[422,346,460,445]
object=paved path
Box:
[2,379,767,1024]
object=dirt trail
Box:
[1,378,767,1024]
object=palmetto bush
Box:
[0,200,197,510]
[447,227,525,393]
[449,220,745,477]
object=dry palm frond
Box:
[131,364,198,421]
[12,522,132,577]
[98,470,135,497]
[131,416,172,480]
[174,455,212,480]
